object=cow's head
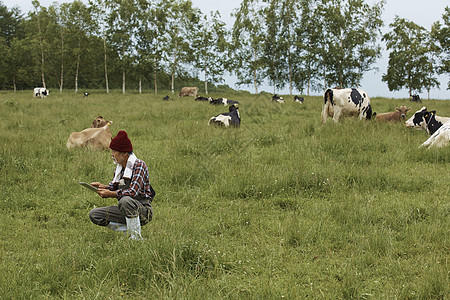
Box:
[423,110,442,134]
[405,107,427,129]
[229,104,238,112]
[92,116,111,128]
[396,105,411,119]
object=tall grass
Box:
[0,90,448,299]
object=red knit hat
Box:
[109,130,133,152]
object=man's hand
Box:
[91,182,107,189]
[96,189,118,198]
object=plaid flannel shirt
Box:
[108,159,154,201]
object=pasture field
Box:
[0,90,449,299]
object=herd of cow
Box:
[320,88,450,148]
[31,86,449,150]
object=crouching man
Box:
[89,130,155,240]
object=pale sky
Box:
[9,0,450,99]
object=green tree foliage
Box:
[0,0,447,98]
[318,0,384,88]
[382,16,440,97]
[293,0,323,95]
[0,1,25,89]
[431,6,450,90]
[231,0,266,93]
[193,11,230,94]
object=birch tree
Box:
[231,0,265,94]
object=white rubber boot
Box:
[126,216,143,240]
[106,222,127,232]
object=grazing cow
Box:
[163,95,173,101]
[321,88,373,123]
[420,124,450,148]
[375,105,410,122]
[66,122,113,150]
[33,87,50,98]
[410,94,421,102]
[209,98,239,106]
[208,105,240,127]
[178,87,199,98]
[91,116,111,128]
[272,95,284,103]
[294,96,304,103]
[195,96,210,101]
[405,107,450,134]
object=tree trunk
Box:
[171,39,178,94]
[154,68,157,95]
[60,29,64,93]
[37,16,46,89]
[253,48,258,94]
[75,39,81,93]
[103,36,109,94]
[139,78,142,94]
[204,55,208,95]
[122,70,125,94]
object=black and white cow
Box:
[195,96,210,101]
[83,92,90,97]
[321,88,373,123]
[272,94,284,103]
[294,95,304,103]
[420,124,450,148]
[208,104,241,127]
[33,87,50,98]
[405,107,450,134]
[209,98,239,106]
[410,94,421,102]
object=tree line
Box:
[0,0,448,96]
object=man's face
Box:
[111,150,128,166]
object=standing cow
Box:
[33,87,50,98]
[321,88,373,123]
[178,87,199,97]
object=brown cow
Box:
[66,122,113,150]
[91,116,111,128]
[178,87,199,97]
[376,105,410,122]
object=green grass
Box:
[0,90,449,299]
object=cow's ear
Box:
[424,113,429,118]
[431,110,436,115]
[407,107,411,111]
[395,107,400,111]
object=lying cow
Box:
[375,105,410,122]
[195,96,210,101]
[410,94,421,102]
[405,107,450,134]
[33,87,50,98]
[209,98,239,106]
[420,124,450,148]
[208,105,240,127]
[294,96,304,103]
[91,116,111,128]
[163,95,173,101]
[272,95,284,103]
[66,122,113,150]
[321,88,373,123]
[178,87,199,97]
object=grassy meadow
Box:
[0,90,449,299]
